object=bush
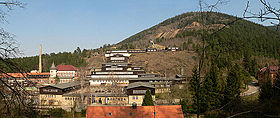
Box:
[81,109,87,117]
[48,108,67,118]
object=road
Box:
[240,84,259,96]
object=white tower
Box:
[50,62,57,77]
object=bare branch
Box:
[243,0,280,30]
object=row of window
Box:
[132,96,139,100]
[106,97,126,101]
[60,79,72,83]
[45,95,56,98]
[65,97,79,101]
[30,79,48,83]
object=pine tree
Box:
[183,42,188,50]
[142,90,154,106]
[243,51,251,72]
[249,58,257,76]
[201,64,222,111]
[275,73,280,96]
[189,67,202,113]
[259,79,274,102]
[224,64,242,103]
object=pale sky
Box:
[3,0,278,57]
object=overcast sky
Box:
[3,0,278,57]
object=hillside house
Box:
[257,66,279,86]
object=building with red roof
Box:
[258,66,280,86]
[56,65,78,71]
[86,105,184,118]
[1,72,50,86]
[49,63,78,84]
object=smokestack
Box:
[39,44,42,73]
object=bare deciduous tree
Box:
[243,0,280,30]
[0,1,39,118]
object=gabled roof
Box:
[56,65,77,71]
[86,105,184,118]
[127,82,154,89]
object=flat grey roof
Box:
[52,81,80,89]
[129,77,181,81]
[63,92,128,97]
[102,63,131,65]
[127,82,154,89]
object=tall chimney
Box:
[39,44,42,73]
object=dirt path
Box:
[240,85,259,96]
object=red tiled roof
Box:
[56,65,77,71]
[269,66,279,71]
[86,105,184,118]
[0,72,50,78]
[29,72,50,75]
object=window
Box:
[154,112,156,115]
[109,113,112,116]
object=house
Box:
[146,48,157,52]
[86,105,184,118]
[39,81,82,111]
[257,66,279,86]
[166,47,179,51]
[1,72,50,87]
[49,63,78,84]
[127,82,155,105]
[85,82,155,106]
[129,75,186,93]
[127,49,146,53]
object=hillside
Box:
[109,12,280,76]
[117,12,235,49]
[267,25,280,31]
[87,51,197,77]
[116,12,280,60]
[86,51,278,77]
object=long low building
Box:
[66,82,155,106]
[39,81,88,111]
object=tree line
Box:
[1,47,88,73]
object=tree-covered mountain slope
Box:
[117,12,280,60]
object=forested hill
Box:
[116,12,280,60]
[267,25,280,31]
[1,47,88,73]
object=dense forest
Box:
[1,47,88,73]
